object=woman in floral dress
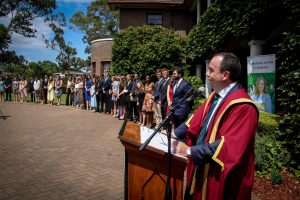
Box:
[12,76,19,102]
[20,76,27,103]
[142,75,155,128]
[55,75,62,106]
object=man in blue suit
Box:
[102,70,112,114]
[172,67,192,129]
[152,69,163,128]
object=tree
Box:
[0,24,11,52]
[44,13,78,72]
[72,57,91,72]
[31,60,58,77]
[0,0,56,38]
[70,0,119,53]
[0,50,26,74]
[111,25,186,78]
[0,0,56,72]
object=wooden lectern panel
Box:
[119,121,187,200]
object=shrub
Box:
[255,134,288,177]
[257,112,280,137]
[255,111,289,182]
[111,25,186,78]
[184,75,203,90]
[270,169,283,184]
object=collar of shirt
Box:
[217,82,238,100]
[176,78,183,87]
[205,82,238,130]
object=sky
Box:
[1,0,95,63]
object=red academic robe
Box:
[185,88,259,200]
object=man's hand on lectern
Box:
[172,140,189,157]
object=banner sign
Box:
[247,54,275,113]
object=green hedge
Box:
[257,111,280,137]
[111,25,186,78]
[254,111,290,183]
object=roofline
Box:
[91,38,114,44]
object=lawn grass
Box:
[10,93,68,105]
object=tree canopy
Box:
[44,13,80,72]
[70,0,119,53]
[0,0,56,69]
[0,0,56,38]
[0,24,11,52]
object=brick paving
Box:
[0,102,124,200]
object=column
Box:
[248,40,265,56]
[197,0,201,23]
[207,0,212,8]
[205,60,211,98]
[196,64,202,77]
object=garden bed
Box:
[253,172,300,200]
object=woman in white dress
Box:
[90,77,97,110]
[33,77,41,103]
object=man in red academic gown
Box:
[173,53,259,200]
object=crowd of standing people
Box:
[0,67,193,129]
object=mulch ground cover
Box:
[253,171,300,200]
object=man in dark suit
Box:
[94,75,103,112]
[4,75,12,101]
[124,74,133,120]
[102,70,112,114]
[42,75,48,104]
[152,69,163,128]
[158,68,169,120]
[130,73,142,122]
[29,77,34,102]
[171,67,192,129]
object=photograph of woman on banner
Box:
[251,76,272,113]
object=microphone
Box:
[193,86,205,98]
[186,86,205,102]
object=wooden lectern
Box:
[118,120,188,200]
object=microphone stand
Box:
[139,88,193,200]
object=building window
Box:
[103,62,111,72]
[92,62,96,75]
[147,14,163,26]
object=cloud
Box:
[0,2,89,62]
[8,17,53,50]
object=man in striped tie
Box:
[173,53,259,200]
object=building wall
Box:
[90,39,113,77]
[119,8,193,35]
[90,7,194,76]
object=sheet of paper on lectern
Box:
[140,126,174,153]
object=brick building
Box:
[92,0,206,76]
[91,38,113,77]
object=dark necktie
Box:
[196,93,220,144]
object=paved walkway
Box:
[0,102,124,200]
